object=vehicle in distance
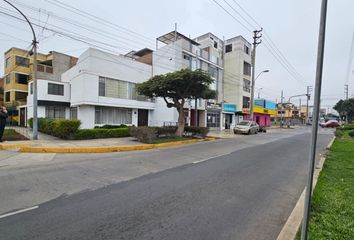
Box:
[319,119,340,128]
[234,120,259,134]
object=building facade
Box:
[223,36,252,126]
[58,48,155,129]
[4,47,77,126]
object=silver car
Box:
[234,120,259,135]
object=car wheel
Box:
[255,129,258,134]
[248,130,251,135]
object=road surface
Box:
[0,127,333,240]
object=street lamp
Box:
[3,0,38,140]
[250,69,270,121]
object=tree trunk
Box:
[175,106,185,136]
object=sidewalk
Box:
[1,126,215,153]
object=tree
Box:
[333,98,354,122]
[137,69,216,136]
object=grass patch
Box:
[297,139,354,239]
[2,129,28,141]
[151,136,190,144]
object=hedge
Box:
[349,130,354,138]
[73,128,130,140]
[94,124,128,129]
[28,118,81,139]
[129,126,157,143]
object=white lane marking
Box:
[0,206,38,219]
[193,153,231,164]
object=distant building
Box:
[245,98,276,126]
[4,47,77,126]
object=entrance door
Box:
[138,109,148,126]
[20,108,26,127]
[225,114,232,129]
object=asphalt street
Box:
[0,127,333,240]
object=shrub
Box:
[349,130,354,138]
[129,126,157,143]
[52,119,81,139]
[94,124,128,129]
[73,128,130,140]
[156,126,177,137]
[184,126,209,138]
[340,124,354,131]
[335,129,344,138]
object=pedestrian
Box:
[0,105,8,142]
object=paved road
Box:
[0,128,333,240]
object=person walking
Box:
[0,106,8,142]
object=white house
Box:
[61,48,155,129]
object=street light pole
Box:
[301,0,328,239]
[3,0,38,140]
[250,69,269,120]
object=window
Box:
[48,83,64,95]
[5,57,11,68]
[46,106,66,119]
[243,79,251,92]
[5,74,11,84]
[99,77,106,96]
[207,112,220,128]
[5,92,10,102]
[243,96,250,108]
[244,45,250,55]
[46,66,53,74]
[15,91,27,101]
[243,61,251,76]
[15,73,29,84]
[214,41,218,49]
[183,54,191,60]
[70,107,78,119]
[37,64,45,72]
[208,65,218,79]
[225,44,232,53]
[95,106,132,125]
[15,56,29,67]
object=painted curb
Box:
[276,136,336,240]
[0,143,29,150]
[14,138,217,153]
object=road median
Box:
[0,137,216,153]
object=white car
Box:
[234,121,259,135]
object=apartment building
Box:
[152,31,225,130]
[4,47,77,126]
[223,36,252,126]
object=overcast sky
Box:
[0,0,353,109]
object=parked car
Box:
[234,121,259,135]
[319,119,340,128]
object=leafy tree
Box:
[137,69,216,136]
[334,98,354,122]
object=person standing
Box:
[0,106,8,142]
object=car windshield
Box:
[238,121,251,126]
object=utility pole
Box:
[301,0,328,239]
[3,0,38,140]
[306,86,312,124]
[249,28,262,121]
[280,90,284,126]
[344,84,349,123]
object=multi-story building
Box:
[4,47,77,126]
[152,31,225,130]
[223,36,252,126]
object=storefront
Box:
[222,103,237,129]
[206,102,222,130]
[243,99,277,127]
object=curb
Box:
[2,138,217,153]
[276,136,335,240]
